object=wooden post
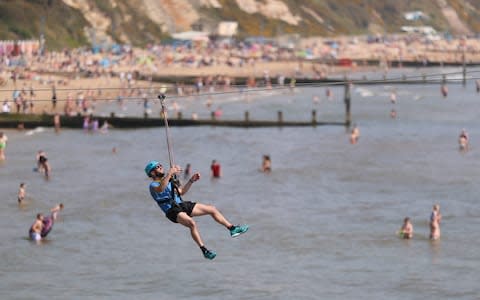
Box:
[344,80,351,128]
[110,112,115,118]
[244,111,249,122]
[211,111,215,120]
[277,111,283,124]
[177,111,182,120]
[311,110,317,126]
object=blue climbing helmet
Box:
[145,160,160,177]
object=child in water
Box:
[18,182,26,204]
[399,217,413,239]
[261,155,272,173]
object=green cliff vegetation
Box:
[0,0,477,50]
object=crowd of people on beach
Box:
[0,33,479,137]
[0,38,310,81]
[0,51,298,122]
[3,33,480,77]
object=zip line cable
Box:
[1,68,480,95]
[1,69,480,104]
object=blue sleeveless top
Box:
[149,181,182,213]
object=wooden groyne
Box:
[0,113,347,129]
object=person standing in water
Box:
[210,160,222,178]
[184,163,191,180]
[458,129,469,152]
[261,155,272,173]
[36,150,51,179]
[145,161,248,260]
[18,183,26,204]
[0,132,8,161]
[29,213,44,241]
[441,84,448,98]
[41,203,64,238]
[350,124,360,144]
[429,204,442,240]
[390,108,397,119]
[53,113,61,134]
[399,217,413,239]
[390,89,397,104]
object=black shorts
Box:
[166,201,196,223]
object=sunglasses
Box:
[155,165,162,169]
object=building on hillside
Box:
[404,11,428,21]
[217,22,238,37]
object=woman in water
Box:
[0,132,8,161]
[458,129,469,152]
[429,204,442,240]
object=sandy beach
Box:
[0,76,128,115]
[0,61,349,115]
[2,35,480,115]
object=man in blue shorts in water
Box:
[145,160,248,260]
[29,203,64,242]
[29,213,44,242]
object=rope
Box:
[159,94,175,168]
[159,93,183,203]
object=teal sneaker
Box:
[203,249,216,260]
[230,224,249,237]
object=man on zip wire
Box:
[145,161,249,260]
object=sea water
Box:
[1,68,480,299]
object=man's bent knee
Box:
[177,213,196,228]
